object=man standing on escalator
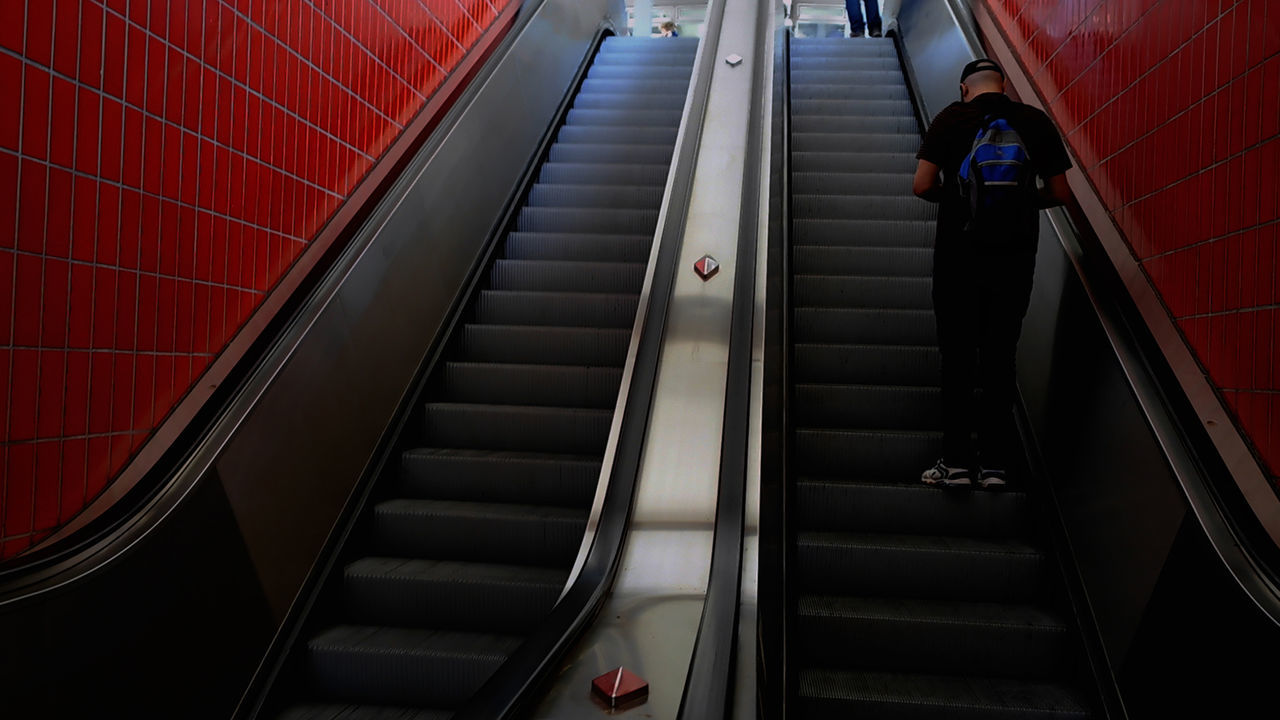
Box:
[911,59,1073,489]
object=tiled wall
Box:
[0,0,511,559]
[980,0,1280,491]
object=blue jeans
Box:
[845,0,882,33]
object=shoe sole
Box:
[921,477,973,489]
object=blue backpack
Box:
[957,116,1037,236]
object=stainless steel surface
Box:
[530,0,774,716]
[897,0,981,121]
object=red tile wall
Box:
[0,0,512,560]
[980,0,1279,490]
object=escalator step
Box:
[278,703,451,720]
[492,259,646,294]
[792,150,918,174]
[591,54,697,68]
[791,40,898,57]
[565,108,684,127]
[792,171,915,196]
[573,91,687,111]
[794,478,1030,538]
[790,56,902,71]
[307,625,520,708]
[587,64,695,80]
[373,499,586,566]
[796,669,1092,719]
[504,232,653,263]
[793,219,933,248]
[460,324,631,366]
[556,125,679,146]
[791,69,907,86]
[793,275,932,309]
[792,307,936,345]
[791,84,911,102]
[475,290,639,328]
[517,206,660,235]
[794,532,1045,602]
[793,114,921,134]
[792,246,931,276]
[795,194,937,222]
[537,162,669,187]
[601,36,700,50]
[792,99,914,118]
[525,184,664,210]
[399,448,600,508]
[792,383,941,429]
[547,143,675,165]
[440,361,624,408]
[794,595,1070,679]
[344,557,565,633]
[792,343,941,386]
[792,132,920,155]
[793,428,941,479]
[423,402,612,454]
[581,77,690,96]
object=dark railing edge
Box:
[674,0,775,716]
[232,14,607,720]
[0,0,526,588]
[453,9,729,719]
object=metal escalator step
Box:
[504,232,653,263]
[590,54,697,69]
[423,403,612,454]
[794,595,1071,679]
[794,477,1030,538]
[791,69,906,86]
[794,532,1046,602]
[793,114,920,134]
[795,194,937,222]
[790,56,902,72]
[565,108,684,127]
[475,290,639,328]
[306,625,520,708]
[491,259,646,294]
[792,383,940,428]
[792,99,914,118]
[796,669,1092,719]
[556,125,679,146]
[460,324,631,366]
[600,36,700,50]
[525,185,664,211]
[581,78,690,95]
[792,246,931,276]
[572,92,687,111]
[792,172,915,197]
[537,162,669,187]
[440,361,624,408]
[517,206,659,234]
[278,703,451,720]
[344,557,565,633]
[793,428,941,479]
[791,40,898,57]
[547,143,674,165]
[793,343,941,386]
[373,499,586,565]
[793,275,932,309]
[587,64,694,80]
[793,219,933,248]
[399,448,600,507]
[793,307,936,345]
[792,132,920,155]
[791,84,910,102]
[791,150,918,174]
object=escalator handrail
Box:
[452,9,730,720]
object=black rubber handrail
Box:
[453,14,728,720]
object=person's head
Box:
[959,59,1005,101]
[660,20,677,36]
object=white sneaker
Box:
[978,468,1007,489]
[921,459,972,488]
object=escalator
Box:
[784,37,1097,718]
[251,35,699,719]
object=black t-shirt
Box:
[917,92,1072,250]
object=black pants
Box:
[932,245,1035,469]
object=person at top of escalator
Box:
[660,21,679,37]
[911,58,1073,489]
[846,0,882,37]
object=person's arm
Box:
[913,159,943,203]
[1036,172,1070,208]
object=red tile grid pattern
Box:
[980,0,1280,489]
[0,0,511,559]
